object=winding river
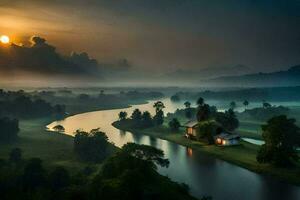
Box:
[47,99,300,200]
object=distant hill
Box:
[207,65,300,87]
[161,64,253,80]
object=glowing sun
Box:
[0,35,10,44]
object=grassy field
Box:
[0,117,88,171]
[113,120,300,186]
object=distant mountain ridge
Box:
[206,65,300,87]
[161,64,253,80]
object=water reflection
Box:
[47,99,300,200]
[186,147,193,157]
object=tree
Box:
[118,111,128,121]
[153,101,165,126]
[243,100,249,108]
[184,101,193,119]
[197,97,204,107]
[196,121,215,144]
[153,110,164,126]
[141,111,153,127]
[197,104,210,122]
[53,125,65,132]
[230,101,236,110]
[131,109,142,121]
[257,115,300,167]
[74,128,109,162]
[168,118,181,131]
[9,148,22,164]
[215,109,239,131]
[22,158,46,191]
[185,109,193,120]
[263,101,272,109]
[153,101,165,113]
[184,101,191,108]
[48,166,70,191]
[121,143,170,168]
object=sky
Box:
[0,0,300,85]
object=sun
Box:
[0,35,10,44]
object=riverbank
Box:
[113,120,300,186]
[0,101,141,171]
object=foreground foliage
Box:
[0,117,19,142]
[0,144,197,200]
[257,115,300,167]
[74,128,109,163]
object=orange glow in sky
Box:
[0,35,10,44]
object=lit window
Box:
[222,140,226,145]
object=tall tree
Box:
[215,109,239,131]
[118,111,128,121]
[153,101,165,113]
[243,100,249,108]
[131,109,142,122]
[230,101,236,110]
[197,104,210,122]
[197,97,204,107]
[257,115,300,167]
[141,111,153,127]
[153,101,165,126]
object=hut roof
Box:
[183,120,199,128]
[215,132,240,140]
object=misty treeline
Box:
[29,89,163,114]
[0,142,200,200]
[174,86,300,101]
[0,89,65,119]
[237,105,290,121]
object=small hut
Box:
[214,132,240,146]
[183,120,199,139]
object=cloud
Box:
[0,36,130,78]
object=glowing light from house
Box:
[222,140,226,145]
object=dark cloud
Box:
[0,36,130,78]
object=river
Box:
[47,99,300,200]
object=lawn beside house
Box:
[113,120,300,186]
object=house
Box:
[214,132,241,146]
[183,120,199,139]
